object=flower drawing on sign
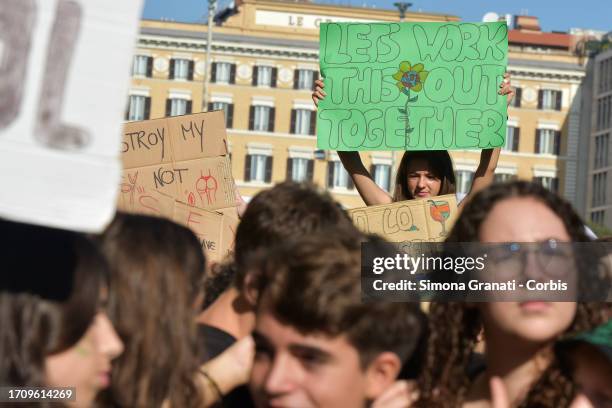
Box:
[392,61,429,143]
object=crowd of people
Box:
[1,75,611,408]
[1,178,611,408]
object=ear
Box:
[363,352,402,400]
[242,271,259,307]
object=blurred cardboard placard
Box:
[348,194,458,242]
[118,110,238,262]
[120,111,235,211]
[0,0,144,232]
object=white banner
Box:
[0,0,143,232]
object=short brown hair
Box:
[253,230,422,367]
[233,182,354,288]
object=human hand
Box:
[499,72,514,107]
[312,78,326,107]
[372,380,419,408]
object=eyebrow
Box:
[252,331,335,362]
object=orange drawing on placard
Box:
[428,200,451,237]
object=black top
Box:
[197,324,255,408]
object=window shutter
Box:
[186,100,193,114]
[327,162,334,188]
[144,97,151,120]
[290,109,296,134]
[307,160,314,181]
[309,110,316,135]
[293,69,299,89]
[188,60,194,81]
[265,156,273,183]
[513,127,520,152]
[169,59,175,80]
[248,106,255,131]
[124,99,129,121]
[535,129,541,154]
[211,62,217,83]
[146,57,153,78]
[271,67,277,88]
[514,87,522,108]
[554,131,561,155]
[286,158,293,180]
[268,107,275,132]
[165,99,172,117]
[208,102,214,112]
[230,64,236,84]
[312,71,319,91]
[227,104,234,129]
[553,178,559,193]
[252,66,258,86]
[555,91,562,111]
[347,172,355,190]
[244,154,252,182]
[537,90,543,109]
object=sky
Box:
[142,0,612,33]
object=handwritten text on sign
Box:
[317,22,508,151]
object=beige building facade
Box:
[126,1,587,209]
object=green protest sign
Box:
[317,22,508,151]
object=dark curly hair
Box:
[416,181,606,408]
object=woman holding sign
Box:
[312,73,514,210]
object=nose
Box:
[264,354,298,396]
[417,175,428,189]
[96,312,124,360]
[523,252,545,283]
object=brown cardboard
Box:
[219,210,239,258]
[119,111,236,211]
[173,201,225,262]
[167,111,228,161]
[117,182,175,219]
[348,194,458,242]
[177,156,235,211]
[122,117,173,169]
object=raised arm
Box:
[459,73,514,210]
[313,79,392,206]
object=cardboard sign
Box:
[172,201,239,263]
[348,194,458,242]
[317,22,508,151]
[0,0,144,232]
[120,111,235,211]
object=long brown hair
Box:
[417,181,606,408]
[0,220,107,406]
[99,213,205,408]
[392,150,456,201]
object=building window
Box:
[535,129,560,155]
[456,170,474,194]
[249,105,275,132]
[594,133,610,169]
[538,89,562,111]
[169,58,193,81]
[126,95,150,121]
[591,210,605,226]
[209,101,234,129]
[511,87,522,108]
[287,158,313,182]
[592,172,608,207]
[328,161,354,190]
[132,55,152,77]
[494,173,516,183]
[212,62,235,84]
[253,65,277,87]
[165,98,191,117]
[596,95,612,131]
[504,126,520,152]
[534,176,559,193]
[291,109,315,135]
[294,69,318,90]
[372,164,392,192]
[244,154,272,183]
